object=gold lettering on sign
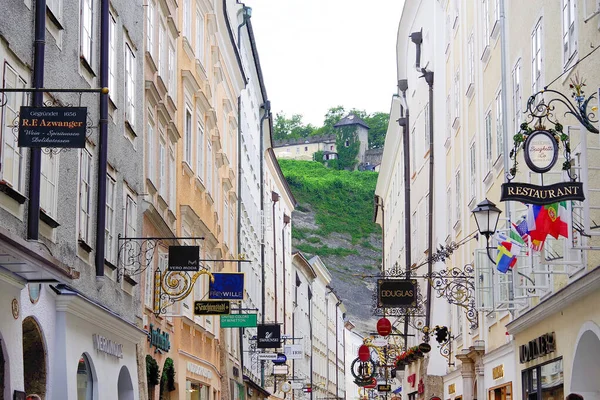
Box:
[448,384,456,394]
[492,365,504,380]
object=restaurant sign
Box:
[500,181,584,205]
[377,279,417,307]
[18,107,87,148]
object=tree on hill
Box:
[273,113,315,140]
[363,112,389,149]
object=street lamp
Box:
[471,199,502,264]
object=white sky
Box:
[244,0,406,127]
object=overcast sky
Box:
[245,0,406,126]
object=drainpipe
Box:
[421,69,435,337]
[237,6,252,49]
[335,301,341,399]
[259,101,270,387]
[237,95,245,376]
[398,79,411,350]
[282,214,290,332]
[94,0,109,278]
[272,191,280,322]
[27,0,46,240]
[308,286,313,400]
[499,0,511,223]
[374,195,384,272]
[292,272,299,400]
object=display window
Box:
[488,383,512,400]
[522,358,563,400]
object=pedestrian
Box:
[566,394,583,400]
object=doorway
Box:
[22,317,46,399]
[571,323,600,398]
[117,366,134,400]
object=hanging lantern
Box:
[377,317,392,337]
[358,345,371,362]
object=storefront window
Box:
[522,358,563,400]
[489,383,512,400]
[77,354,94,400]
[187,381,202,400]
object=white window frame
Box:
[454,71,460,120]
[147,0,155,57]
[512,59,522,132]
[183,0,192,40]
[455,169,461,225]
[184,106,193,165]
[206,140,213,195]
[482,0,490,47]
[123,186,138,239]
[495,89,503,161]
[105,173,116,264]
[224,199,229,247]
[469,142,476,202]
[531,18,543,95]
[485,111,493,171]
[168,40,176,97]
[79,148,93,243]
[108,12,117,101]
[467,33,475,86]
[1,63,26,192]
[410,127,416,172]
[80,0,94,65]
[197,120,204,181]
[562,0,577,66]
[196,9,205,62]
[169,145,176,208]
[446,186,452,237]
[47,0,62,20]
[40,152,59,219]
[147,110,155,182]
[158,21,166,78]
[125,43,136,127]
[424,103,430,152]
[159,133,166,199]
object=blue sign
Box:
[273,353,287,364]
[209,273,244,300]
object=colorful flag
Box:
[510,220,528,246]
[525,202,569,248]
[545,201,569,239]
[494,233,521,273]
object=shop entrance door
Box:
[22,317,46,399]
[571,329,600,398]
[117,366,134,400]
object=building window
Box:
[485,111,493,171]
[147,112,155,182]
[145,260,154,308]
[522,358,563,400]
[1,63,26,192]
[47,0,62,20]
[495,90,503,160]
[147,0,155,57]
[562,0,576,66]
[168,41,176,96]
[184,107,193,164]
[207,141,213,194]
[80,0,94,64]
[197,121,204,181]
[455,170,461,224]
[482,0,490,46]
[469,143,476,201]
[224,200,229,246]
[108,12,117,100]
[196,10,205,61]
[467,34,475,85]
[531,18,543,95]
[77,354,94,400]
[446,186,452,237]
[79,148,93,243]
[512,59,522,132]
[125,44,136,127]
[183,0,192,39]
[159,135,166,198]
[410,127,416,172]
[453,71,460,120]
[40,152,59,219]
[158,21,166,78]
[169,146,176,208]
[124,188,137,238]
[105,174,116,263]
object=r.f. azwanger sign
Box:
[500,182,584,205]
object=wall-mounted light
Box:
[471,198,502,264]
[409,29,423,70]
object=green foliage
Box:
[313,150,325,163]
[296,243,359,257]
[335,125,360,170]
[279,159,381,243]
[363,112,389,149]
[146,355,160,386]
[160,357,176,395]
[273,113,316,140]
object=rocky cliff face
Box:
[292,204,381,335]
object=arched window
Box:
[76,354,93,400]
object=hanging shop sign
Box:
[272,365,289,375]
[378,385,392,392]
[272,353,287,364]
[500,181,584,205]
[377,279,417,307]
[209,272,244,300]
[372,337,388,347]
[220,313,257,328]
[258,353,279,360]
[284,344,303,360]
[524,130,559,174]
[257,324,281,349]
[194,300,230,315]
[493,364,504,380]
[291,382,304,390]
[519,332,556,363]
[148,324,171,352]
[18,106,87,148]
[92,334,123,359]
[168,245,199,271]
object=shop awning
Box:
[243,375,271,398]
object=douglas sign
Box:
[377,279,417,308]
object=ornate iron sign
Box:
[523,130,559,173]
[18,106,87,148]
[377,279,417,307]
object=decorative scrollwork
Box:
[426,264,478,330]
[371,286,426,318]
[118,235,161,278]
[429,241,460,263]
[154,269,214,315]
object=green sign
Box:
[220,313,258,328]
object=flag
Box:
[494,233,521,273]
[511,220,530,255]
[525,202,569,247]
[526,205,547,250]
[545,201,569,239]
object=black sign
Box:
[377,385,391,392]
[257,324,281,349]
[273,353,287,364]
[519,332,556,363]
[500,182,584,205]
[194,301,230,315]
[168,246,199,271]
[377,279,417,308]
[18,107,87,148]
[524,130,559,173]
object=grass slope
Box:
[278,159,380,245]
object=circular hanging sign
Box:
[281,382,292,393]
[418,343,432,353]
[273,353,287,364]
[358,345,371,362]
[377,317,392,337]
[524,130,559,173]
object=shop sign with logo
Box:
[500,181,584,205]
[18,106,88,148]
[378,384,391,392]
[168,245,199,271]
[272,353,287,364]
[519,332,556,363]
[194,300,230,315]
[220,313,257,328]
[377,279,417,307]
[493,364,504,380]
[448,384,456,394]
[93,334,123,358]
[257,324,281,349]
[524,130,559,174]
[187,362,213,379]
[209,273,244,300]
[284,344,303,360]
[148,324,170,352]
[258,353,279,360]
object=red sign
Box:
[377,317,392,336]
[364,378,377,389]
[418,379,424,394]
[358,345,371,362]
[407,374,416,388]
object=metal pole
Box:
[27,0,46,240]
[283,214,290,332]
[95,0,109,277]
[272,191,279,322]
[259,102,269,387]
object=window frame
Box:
[105,173,117,264]
[531,18,543,95]
[512,59,522,132]
[197,119,204,181]
[78,147,93,244]
[495,89,504,162]
[562,0,577,67]
[80,0,94,65]
[40,151,60,219]
[124,43,136,127]
[108,11,117,101]
[485,110,493,171]
[123,185,138,239]
[184,106,193,165]
[147,0,155,58]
